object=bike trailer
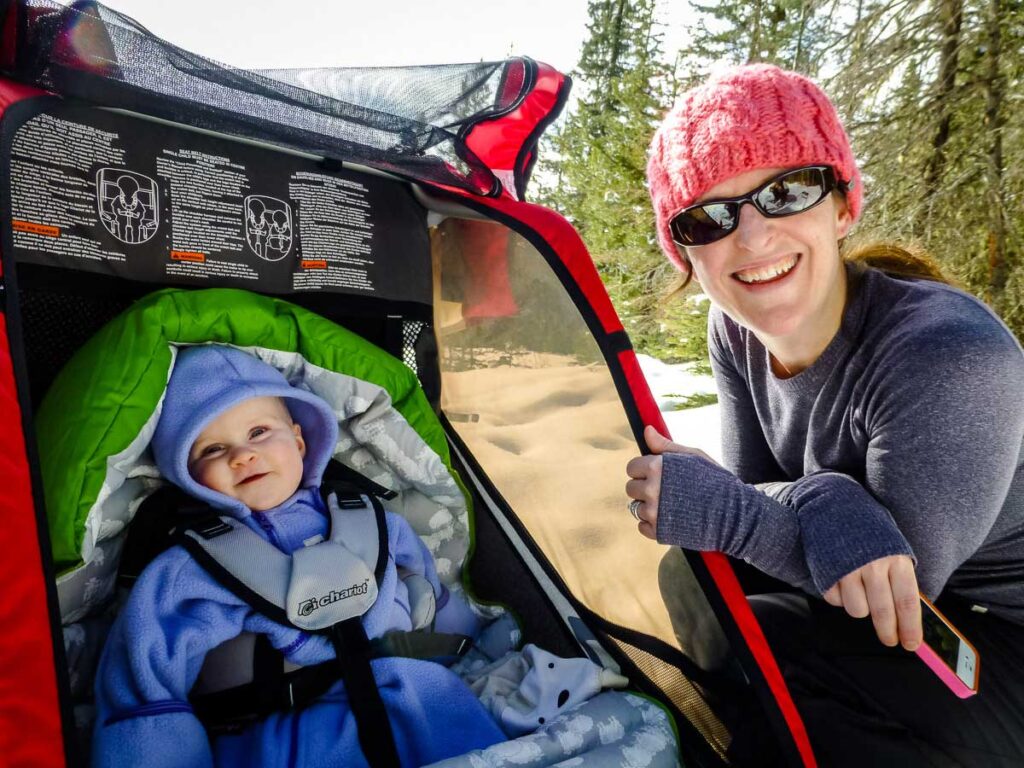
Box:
[0,1,818,765]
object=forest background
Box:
[535,0,1024,376]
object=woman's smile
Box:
[733,252,801,287]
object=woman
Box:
[626,63,1024,766]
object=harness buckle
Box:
[336,494,367,510]
[192,518,232,539]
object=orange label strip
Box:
[12,220,60,237]
[170,251,206,263]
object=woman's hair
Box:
[662,264,694,298]
[841,241,952,285]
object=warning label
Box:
[5,102,430,303]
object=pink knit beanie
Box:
[647,64,862,274]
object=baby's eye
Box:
[199,444,225,458]
[249,426,269,439]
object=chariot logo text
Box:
[297,579,369,617]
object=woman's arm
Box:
[628,302,1023,648]
[642,311,915,591]
[627,430,921,647]
[798,320,1022,641]
[858,325,1024,599]
[628,429,914,589]
[630,311,920,643]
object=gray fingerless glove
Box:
[779,470,916,593]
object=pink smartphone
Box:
[915,594,979,698]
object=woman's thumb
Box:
[644,425,672,454]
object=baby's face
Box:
[188,396,306,511]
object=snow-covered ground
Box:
[636,354,722,462]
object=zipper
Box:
[252,511,283,549]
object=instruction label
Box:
[5,102,430,303]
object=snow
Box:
[636,354,722,462]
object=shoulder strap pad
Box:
[180,494,386,632]
[325,491,389,581]
[181,518,293,624]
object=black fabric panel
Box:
[4,100,432,303]
[12,262,431,410]
[15,267,143,409]
[413,321,442,411]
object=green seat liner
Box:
[36,288,457,573]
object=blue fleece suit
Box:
[92,345,505,768]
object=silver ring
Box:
[629,499,643,521]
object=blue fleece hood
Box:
[151,345,338,514]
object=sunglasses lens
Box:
[755,167,829,215]
[670,203,737,246]
[669,167,836,247]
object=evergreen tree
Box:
[836,0,1024,336]
[536,0,709,365]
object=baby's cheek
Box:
[190,461,219,491]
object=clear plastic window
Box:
[433,217,684,647]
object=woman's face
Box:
[682,166,852,346]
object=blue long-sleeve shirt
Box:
[92,489,503,767]
[656,264,1024,622]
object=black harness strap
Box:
[384,314,404,361]
[330,619,401,768]
[371,630,471,661]
[191,630,472,731]
[321,462,398,501]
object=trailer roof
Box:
[1,0,568,197]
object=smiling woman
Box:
[626,63,1024,765]
[673,164,852,375]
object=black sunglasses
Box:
[669,166,849,247]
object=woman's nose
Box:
[733,201,775,251]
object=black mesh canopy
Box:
[1,0,554,194]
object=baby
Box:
[92,345,506,768]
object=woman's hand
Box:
[822,554,922,651]
[626,426,718,540]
